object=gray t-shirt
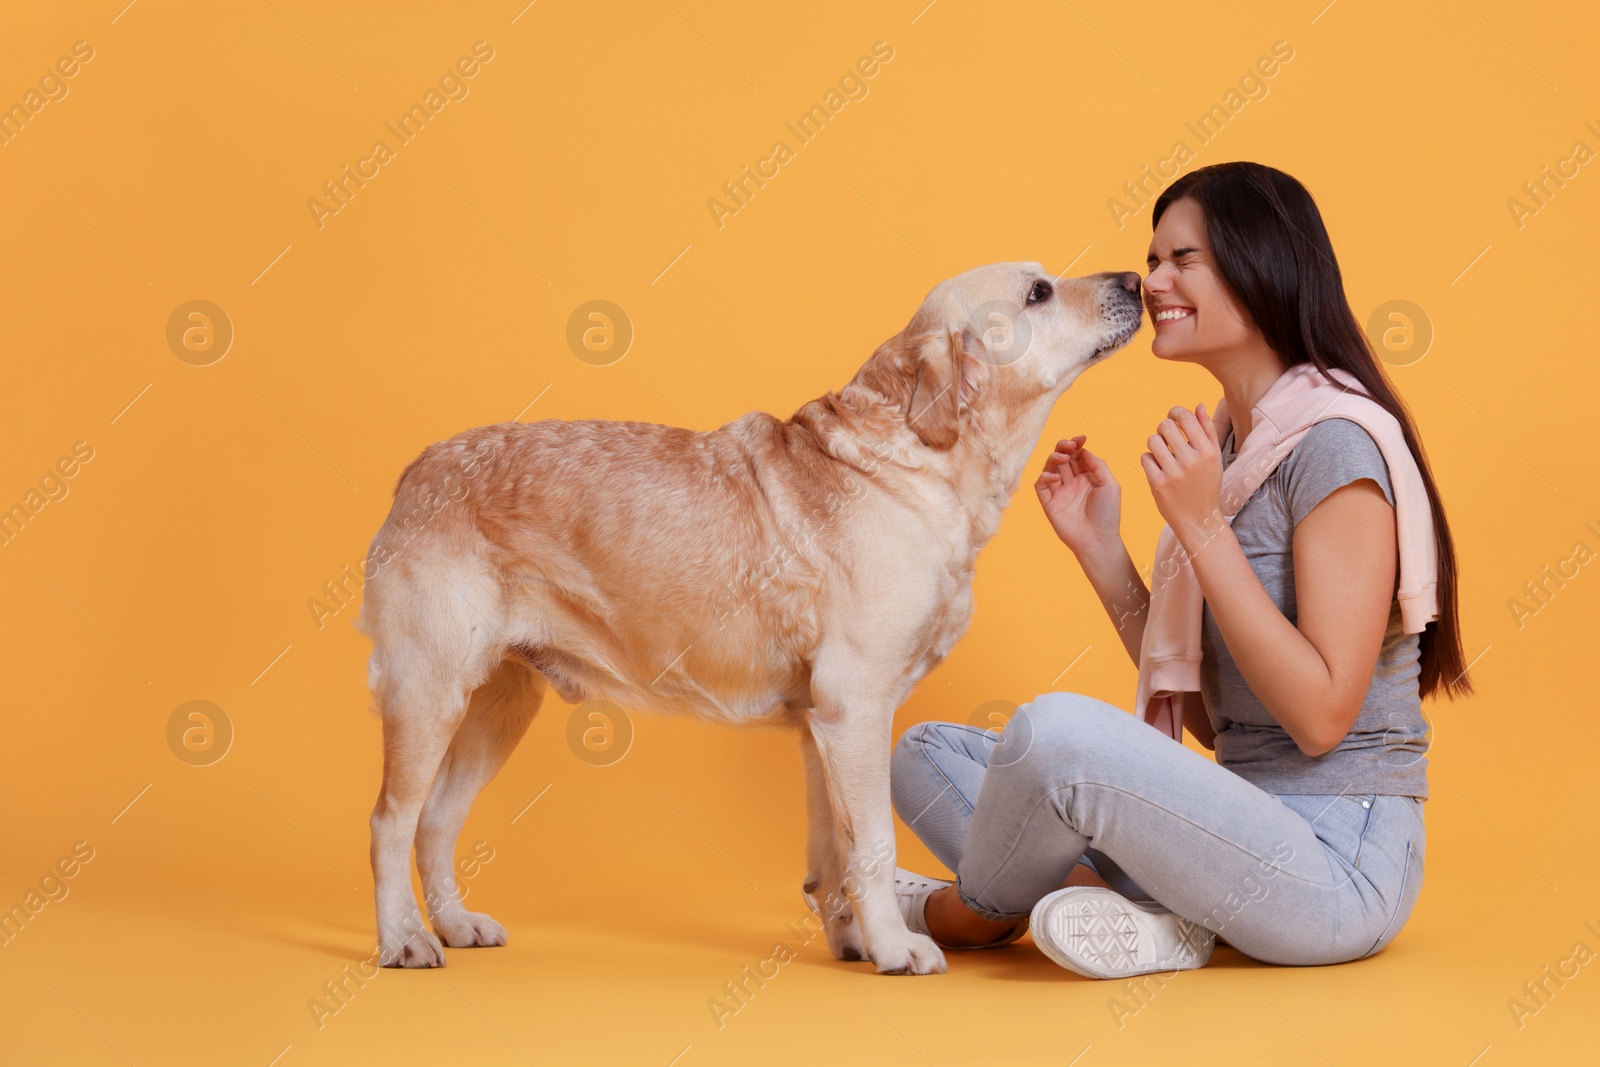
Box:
[1200,417,1430,798]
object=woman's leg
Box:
[949,691,1423,966]
[891,720,1155,899]
[889,721,994,872]
[892,719,1132,947]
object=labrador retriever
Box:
[358,262,1143,974]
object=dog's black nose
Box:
[1115,271,1141,294]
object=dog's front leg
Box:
[799,728,866,962]
[808,704,946,976]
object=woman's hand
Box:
[1035,435,1121,558]
[1140,404,1224,551]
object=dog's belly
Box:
[491,513,975,726]
[507,640,811,724]
[502,555,989,725]
[501,574,818,724]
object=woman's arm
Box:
[1072,537,1150,668]
[1142,408,1396,758]
[1035,437,1150,668]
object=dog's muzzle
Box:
[1092,274,1145,358]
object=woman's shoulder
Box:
[1276,417,1395,523]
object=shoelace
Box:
[895,873,949,894]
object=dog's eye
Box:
[1026,280,1052,306]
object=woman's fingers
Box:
[1196,402,1219,447]
[1043,435,1089,476]
[1076,445,1114,486]
[1147,433,1176,471]
[1154,418,1189,457]
[1169,407,1213,454]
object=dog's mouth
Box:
[1090,308,1144,360]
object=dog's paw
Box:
[434,910,508,949]
[379,926,447,968]
[801,877,821,915]
[871,931,947,976]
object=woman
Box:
[888,161,1471,977]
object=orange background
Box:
[2,1,1596,1064]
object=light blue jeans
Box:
[890,692,1426,966]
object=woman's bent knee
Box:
[995,692,1133,780]
[1023,691,1126,722]
[1020,692,1132,746]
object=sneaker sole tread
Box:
[1030,888,1214,979]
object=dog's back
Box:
[359,416,849,724]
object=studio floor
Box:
[3,702,1597,1066]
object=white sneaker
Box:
[803,869,955,923]
[895,867,1025,950]
[1030,886,1214,979]
[892,867,950,937]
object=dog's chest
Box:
[913,556,979,673]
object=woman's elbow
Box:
[1296,706,1361,759]
[1295,733,1338,759]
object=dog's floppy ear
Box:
[906,326,984,451]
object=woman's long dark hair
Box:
[1152,161,1471,701]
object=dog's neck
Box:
[787,381,1061,554]
[953,390,1062,545]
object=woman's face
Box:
[1144,197,1261,364]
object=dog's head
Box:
[859,263,1142,452]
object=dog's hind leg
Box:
[800,729,865,962]
[416,658,544,948]
[367,569,503,968]
[371,675,466,968]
